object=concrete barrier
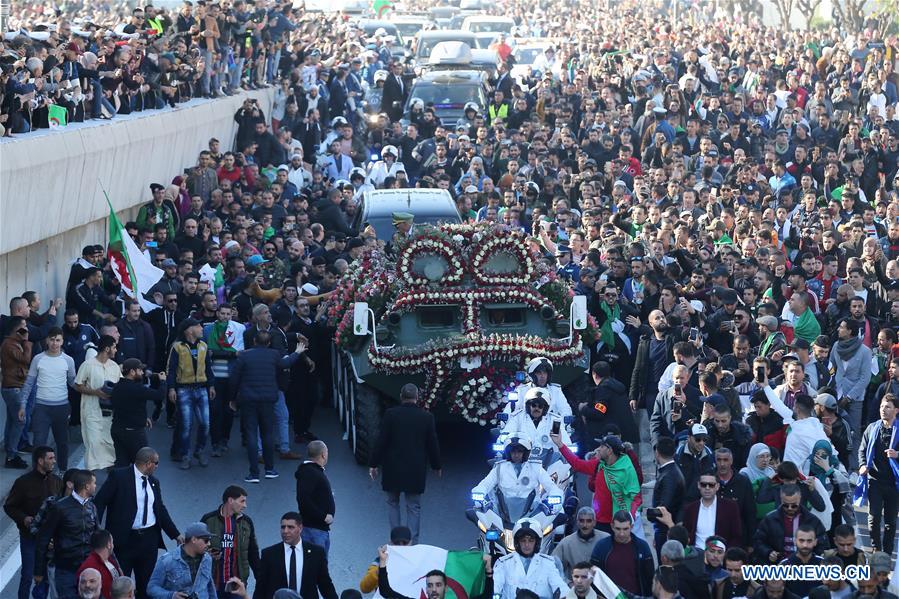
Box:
[0,88,274,310]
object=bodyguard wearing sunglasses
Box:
[94,446,183,599]
[753,483,829,564]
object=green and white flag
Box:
[593,566,627,599]
[106,196,163,312]
[383,545,485,599]
[48,104,67,128]
[373,0,393,17]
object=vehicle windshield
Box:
[411,83,481,107]
[467,21,513,33]
[499,495,538,526]
[417,37,474,57]
[394,22,426,38]
[515,47,543,65]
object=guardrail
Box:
[0,88,274,308]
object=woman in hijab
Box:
[742,443,776,521]
[805,439,851,537]
[169,175,191,218]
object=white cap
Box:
[301,283,320,295]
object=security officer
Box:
[386,212,415,256]
[493,518,567,599]
[487,89,510,126]
[471,434,561,502]
[506,358,572,417]
[503,388,572,454]
[556,245,580,282]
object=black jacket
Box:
[651,385,703,445]
[35,494,98,575]
[3,469,63,537]
[630,333,677,409]
[117,318,157,370]
[111,378,165,430]
[371,403,442,494]
[295,461,335,531]
[653,460,685,528]
[581,377,638,444]
[704,420,753,470]
[312,198,356,237]
[253,541,337,599]
[716,472,757,547]
[93,466,180,553]
[753,506,829,561]
[381,74,407,122]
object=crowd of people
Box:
[3,0,899,596]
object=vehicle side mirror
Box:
[353,302,369,335]
[571,295,587,330]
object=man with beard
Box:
[630,310,679,416]
[551,507,608,580]
[780,525,825,597]
[61,310,99,426]
[831,318,873,470]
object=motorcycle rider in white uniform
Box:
[471,435,561,503]
[493,517,567,599]
[504,388,573,454]
[505,358,571,418]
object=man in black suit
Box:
[93,447,182,599]
[651,437,685,556]
[381,61,407,123]
[253,511,338,599]
[369,384,442,544]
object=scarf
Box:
[793,308,821,344]
[836,336,862,361]
[207,321,237,353]
[855,419,899,506]
[806,439,838,486]
[601,454,640,516]
[740,443,776,482]
[599,302,620,349]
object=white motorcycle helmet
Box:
[526,357,553,379]
[512,517,544,544]
[523,387,549,411]
[502,434,532,462]
[373,69,388,83]
[410,97,425,111]
[350,167,367,182]
[381,145,398,160]
[463,102,479,115]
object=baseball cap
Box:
[598,434,624,454]
[184,522,212,540]
[161,258,177,268]
[246,254,268,267]
[465,185,479,194]
[690,424,709,439]
[757,315,779,330]
[788,338,810,351]
[814,393,838,411]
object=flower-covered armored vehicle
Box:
[325,222,597,463]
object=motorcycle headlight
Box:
[486,529,500,542]
[471,492,485,502]
[491,443,504,453]
[567,444,579,454]
[547,495,562,506]
[543,524,554,536]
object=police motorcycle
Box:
[495,388,577,497]
[466,434,568,558]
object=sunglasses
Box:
[781,502,800,509]
[699,481,718,488]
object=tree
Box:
[833,0,871,30]
[773,0,797,28]
[796,0,824,28]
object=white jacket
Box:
[503,411,572,453]
[504,383,571,418]
[494,552,566,599]
[783,417,831,467]
[367,160,406,187]
[471,460,561,500]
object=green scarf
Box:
[807,439,838,486]
[793,308,821,343]
[207,321,236,353]
[602,454,640,515]
[599,302,620,349]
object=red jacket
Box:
[77,551,123,599]
[560,445,643,524]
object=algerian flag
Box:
[593,565,627,599]
[384,545,485,599]
[373,0,393,17]
[106,195,163,312]
[48,104,67,128]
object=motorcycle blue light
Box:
[485,530,500,541]
[567,444,579,453]
[547,495,562,505]
[491,443,504,453]
[471,492,486,502]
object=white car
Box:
[510,42,553,85]
[460,15,516,35]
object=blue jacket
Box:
[590,534,655,596]
[231,347,300,402]
[147,548,216,599]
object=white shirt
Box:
[694,497,717,549]
[283,542,304,590]
[133,466,157,529]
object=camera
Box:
[645,507,662,522]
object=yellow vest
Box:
[147,16,164,35]
[488,103,508,122]
[172,341,209,385]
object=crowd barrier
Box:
[0,88,274,309]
